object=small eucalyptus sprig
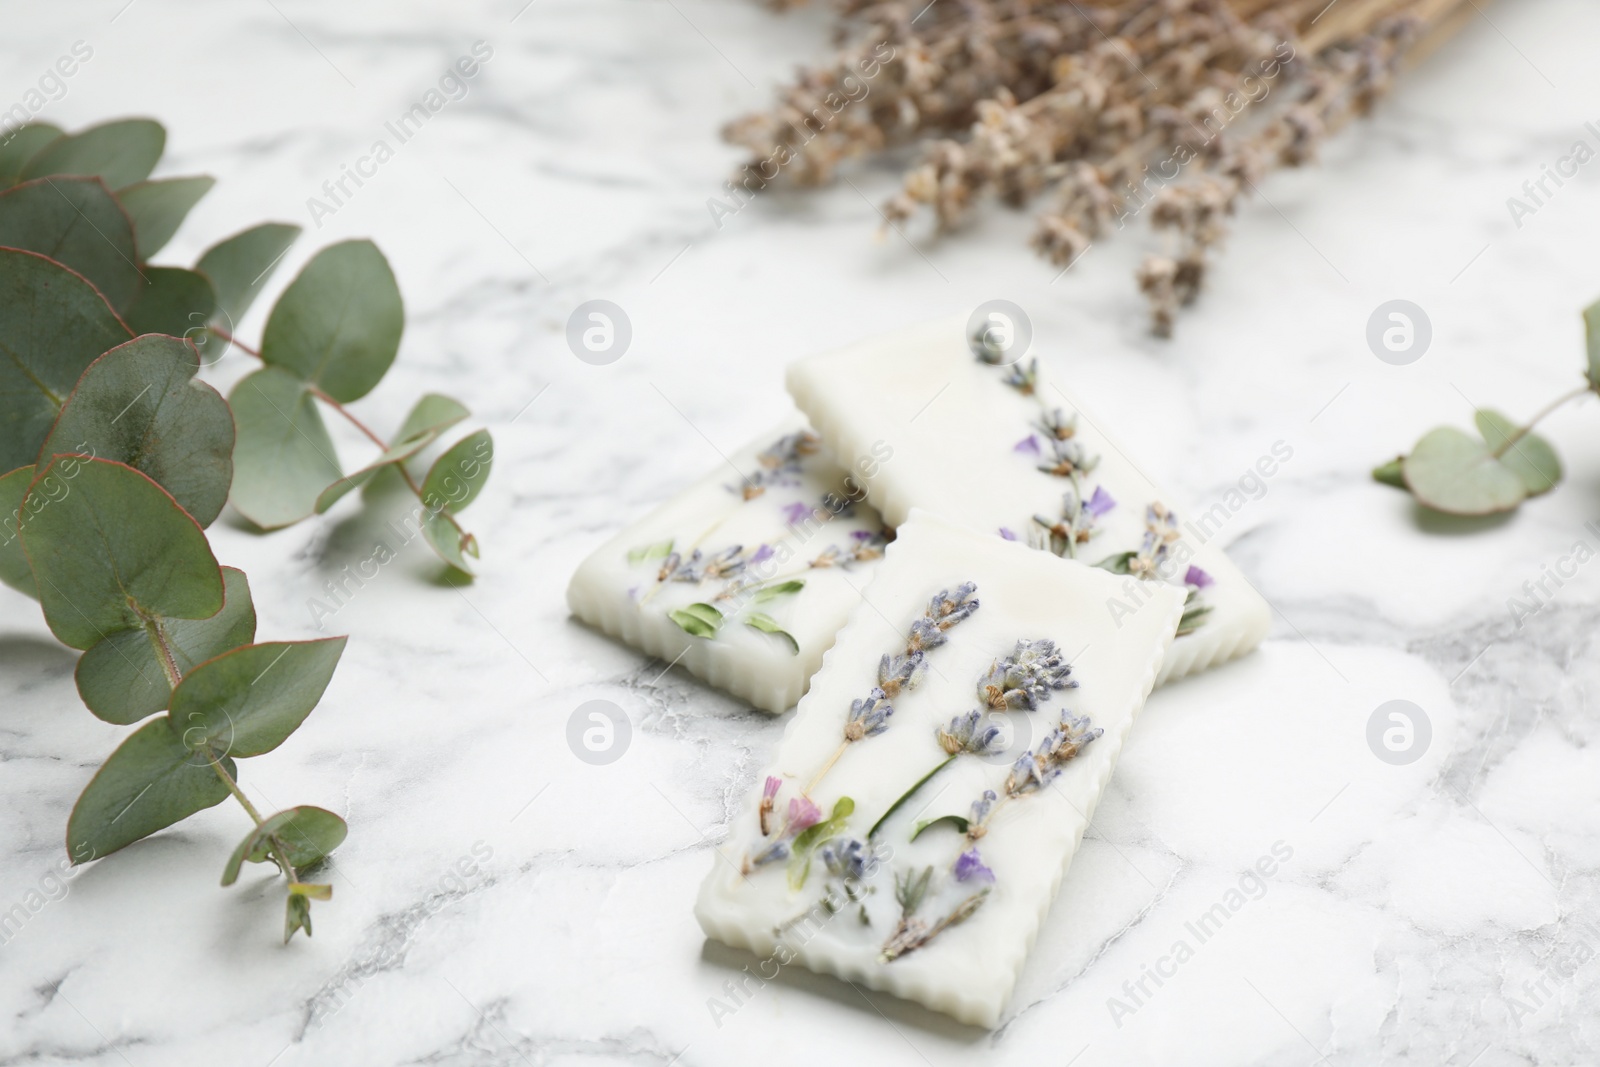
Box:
[1373,297,1597,517]
[0,116,491,939]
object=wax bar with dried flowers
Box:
[566,418,892,713]
[695,510,1184,1027]
[786,318,1270,686]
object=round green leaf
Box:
[76,566,257,725]
[1402,426,1527,516]
[0,123,63,186]
[261,240,403,402]
[40,334,234,526]
[116,175,215,260]
[422,510,478,573]
[222,805,347,886]
[0,464,37,597]
[67,716,235,863]
[314,393,471,512]
[19,456,223,650]
[168,637,347,758]
[315,426,441,514]
[395,393,469,443]
[21,118,165,190]
[123,267,217,339]
[0,247,133,471]
[1473,408,1562,497]
[228,365,342,529]
[422,429,493,516]
[0,176,141,311]
[194,221,301,329]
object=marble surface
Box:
[2,0,1599,1063]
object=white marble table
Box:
[3,1,1599,1063]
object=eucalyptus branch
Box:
[1376,298,1600,519]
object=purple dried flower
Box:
[877,651,927,698]
[788,795,823,832]
[978,639,1075,711]
[937,709,1003,756]
[1184,565,1214,589]
[1014,434,1041,455]
[969,789,998,830]
[782,501,813,525]
[998,527,1018,541]
[954,848,995,884]
[1084,485,1117,518]
[851,529,874,543]
[751,544,775,566]
[822,838,873,882]
[845,688,894,740]
[758,775,782,835]
[749,839,789,868]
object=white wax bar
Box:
[695,511,1184,1027]
[787,318,1271,685]
[566,419,890,713]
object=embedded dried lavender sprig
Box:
[821,837,873,883]
[804,581,980,795]
[731,429,820,499]
[936,709,1004,756]
[845,687,895,741]
[977,638,1076,711]
[877,651,927,699]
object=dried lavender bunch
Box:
[729,0,1472,334]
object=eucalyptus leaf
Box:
[0,123,63,186]
[117,175,215,259]
[0,246,133,471]
[313,393,469,513]
[21,117,165,190]
[423,510,478,573]
[1474,408,1562,496]
[669,602,722,638]
[123,266,217,339]
[20,456,223,651]
[744,612,798,654]
[1402,426,1527,516]
[228,365,342,529]
[1371,457,1406,489]
[194,221,301,329]
[222,805,347,886]
[66,716,235,863]
[0,176,141,311]
[76,566,256,725]
[40,334,234,526]
[261,239,403,402]
[421,430,493,515]
[284,891,314,942]
[314,428,441,514]
[395,393,469,443]
[168,638,347,758]
[0,465,37,597]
